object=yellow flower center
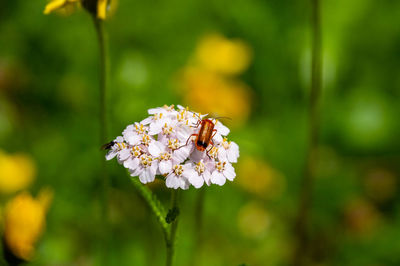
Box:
[154,113,163,120]
[195,161,205,175]
[222,137,231,150]
[131,146,142,157]
[159,152,171,161]
[208,146,219,159]
[162,123,174,135]
[142,134,151,146]
[173,165,184,176]
[177,110,188,123]
[215,161,226,172]
[168,139,180,150]
[116,142,126,150]
[140,155,153,168]
[135,124,146,134]
[163,104,175,111]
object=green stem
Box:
[293,0,322,265]
[192,187,205,266]
[94,16,108,222]
[129,175,181,266]
[93,17,109,264]
[166,189,179,266]
[129,177,169,238]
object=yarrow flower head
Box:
[105,105,240,189]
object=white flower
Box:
[142,114,176,136]
[130,154,158,184]
[123,145,142,171]
[158,152,173,175]
[105,136,128,161]
[218,138,240,163]
[148,104,178,116]
[184,160,213,188]
[105,104,239,189]
[210,161,236,186]
[155,142,187,175]
[210,120,230,144]
[123,123,148,145]
[166,164,189,189]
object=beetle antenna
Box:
[213,116,232,121]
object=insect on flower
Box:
[101,141,115,150]
[103,105,239,188]
[184,115,231,158]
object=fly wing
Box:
[101,141,115,150]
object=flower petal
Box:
[180,178,190,190]
[166,175,179,189]
[189,149,205,163]
[150,163,158,177]
[159,161,172,175]
[118,149,130,161]
[227,142,239,163]
[173,145,191,163]
[149,121,163,135]
[148,141,163,157]
[97,0,107,19]
[211,171,226,186]
[148,107,162,115]
[223,163,236,181]
[115,136,124,143]
[184,168,204,188]
[218,148,228,162]
[203,170,212,186]
[105,150,117,161]
[139,170,149,184]
[215,121,230,136]
[124,157,139,170]
[141,117,153,125]
[213,133,223,144]
[125,134,141,146]
[44,0,66,14]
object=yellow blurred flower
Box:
[44,0,111,19]
[181,67,252,126]
[195,34,252,76]
[178,33,253,126]
[237,201,270,239]
[43,0,80,15]
[97,0,107,19]
[0,150,36,194]
[4,188,53,261]
[236,156,286,199]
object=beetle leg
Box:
[190,119,202,128]
[210,129,218,142]
[206,141,215,159]
[175,134,197,150]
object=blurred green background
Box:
[0,0,400,265]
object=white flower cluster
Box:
[105,105,239,189]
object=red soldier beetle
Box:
[181,113,231,158]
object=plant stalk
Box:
[166,189,179,266]
[93,17,109,264]
[293,0,322,265]
[192,187,205,265]
[94,17,108,221]
[129,177,169,238]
